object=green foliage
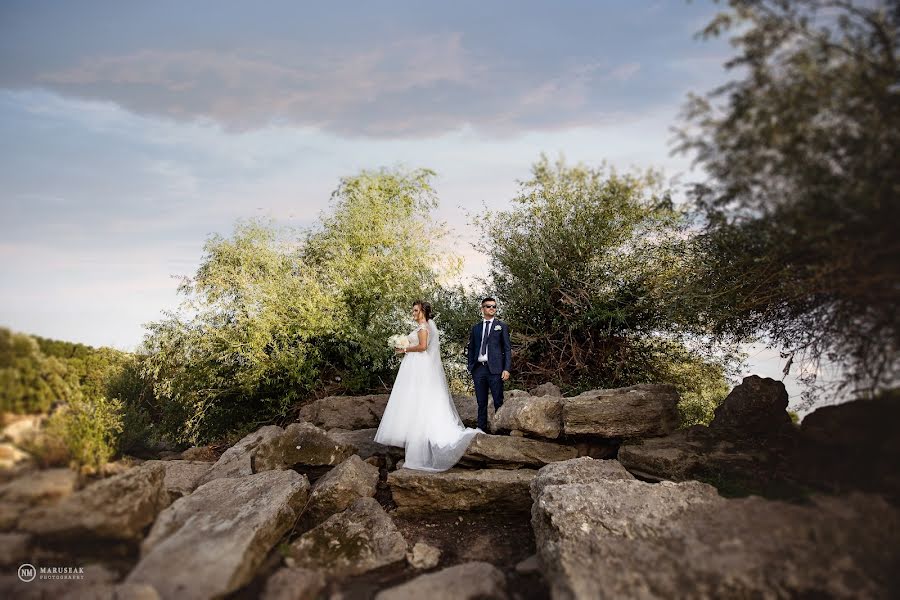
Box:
[48,393,124,473]
[480,155,737,401]
[141,167,461,444]
[675,0,900,404]
[0,327,77,414]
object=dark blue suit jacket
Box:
[467,319,512,375]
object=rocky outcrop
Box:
[20,462,169,544]
[388,467,537,513]
[297,394,390,430]
[375,561,508,600]
[460,433,578,469]
[126,469,310,600]
[532,478,900,599]
[493,395,562,439]
[562,384,679,437]
[303,454,379,527]
[288,497,407,576]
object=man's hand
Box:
[501,370,510,381]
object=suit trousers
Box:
[472,362,504,431]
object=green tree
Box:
[0,327,77,414]
[480,155,736,403]
[675,0,899,404]
[141,167,460,444]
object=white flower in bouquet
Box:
[388,334,409,350]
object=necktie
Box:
[480,320,492,355]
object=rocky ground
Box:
[0,377,898,599]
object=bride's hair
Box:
[413,300,433,321]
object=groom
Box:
[467,297,511,432]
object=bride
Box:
[374,300,481,472]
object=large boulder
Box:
[296,394,390,430]
[388,467,537,513]
[303,454,379,527]
[126,469,310,600]
[139,460,213,503]
[562,384,679,438]
[530,457,635,501]
[253,422,356,471]
[19,462,169,544]
[288,497,407,576]
[375,561,508,600]
[195,425,283,485]
[710,375,793,433]
[460,433,578,469]
[533,479,900,599]
[493,395,563,439]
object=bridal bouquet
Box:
[388,334,409,350]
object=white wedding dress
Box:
[374,319,481,471]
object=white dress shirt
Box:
[478,318,493,362]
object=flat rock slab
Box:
[532,479,900,599]
[126,469,309,600]
[288,497,407,577]
[375,561,508,600]
[297,395,390,430]
[388,467,538,513]
[20,462,169,544]
[0,467,79,505]
[563,384,679,438]
[460,433,577,469]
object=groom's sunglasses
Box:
[482,305,497,309]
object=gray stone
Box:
[406,541,441,569]
[195,425,284,485]
[288,497,407,576]
[297,394,390,430]
[304,454,379,527]
[388,467,537,513]
[261,567,326,600]
[375,561,508,600]
[253,422,356,471]
[140,460,212,503]
[530,457,635,501]
[20,462,169,543]
[563,384,679,437]
[328,428,402,461]
[0,467,78,505]
[532,479,900,599]
[461,433,577,469]
[126,469,310,600]
[452,395,496,429]
[0,532,30,567]
[710,375,793,433]
[493,395,562,439]
[529,382,562,397]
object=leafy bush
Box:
[0,327,77,414]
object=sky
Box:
[0,1,809,408]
